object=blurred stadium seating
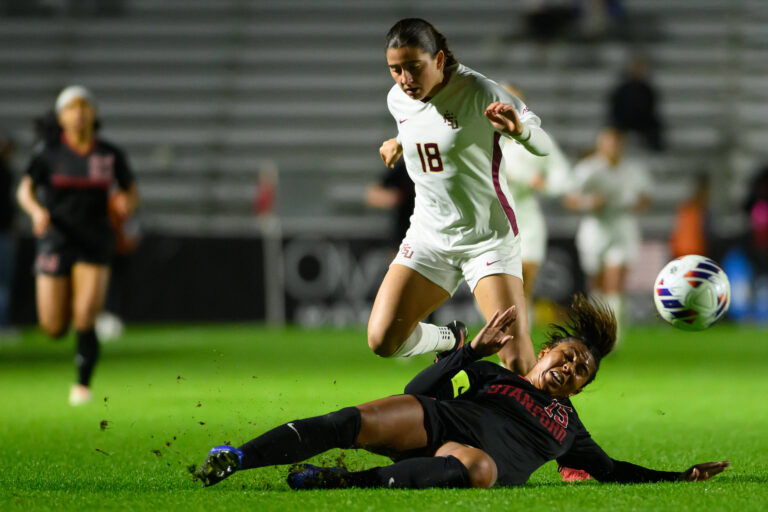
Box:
[1,0,766,239]
[2,0,767,324]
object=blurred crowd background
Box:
[1,0,767,332]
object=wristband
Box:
[513,123,531,142]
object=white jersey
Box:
[572,154,652,226]
[502,137,571,263]
[388,63,541,255]
[572,154,653,273]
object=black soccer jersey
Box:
[25,135,134,249]
[405,345,680,486]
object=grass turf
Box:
[0,322,766,511]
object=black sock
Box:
[344,455,471,489]
[75,329,100,386]
[238,407,361,470]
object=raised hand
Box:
[470,306,517,357]
[379,137,403,168]
[484,102,524,137]
[680,461,730,482]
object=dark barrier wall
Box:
[11,234,266,323]
[16,232,748,325]
[280,236,586,326]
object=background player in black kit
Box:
[194,296,729,489]
[16,85,138,405]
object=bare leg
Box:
[36,275,71,338]
[355,395,430,457]
[601,264,627,295]
[600,264,628,336]
[436,441,498,488]
[201,396,476,489]
[588,269,604,295]
[368,265,450,357]
[69,263,110,393]
[473,274,536,374]
[521,261,540,308]
[71,263,110,331]
[235,394,429,471]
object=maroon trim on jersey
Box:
[491,132,519,236]
[51,174,110,189]
[61,133,96,156]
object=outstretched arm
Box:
[404,308,516,398]
[558,433,730,483]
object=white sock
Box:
[392,323,456,357]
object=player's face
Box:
[597,128,623,162]
[530,341,596,397]
[58,97,96,134]
[386,46,445,100]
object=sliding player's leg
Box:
[195,395,429,487]
[473,273,536,374]
[288,401,484,490]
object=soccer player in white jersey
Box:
[501,86,572,313]
[367,18,553,371]
[564,127,652,330]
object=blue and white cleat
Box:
[195,445,244,487]
[286,464,349,490]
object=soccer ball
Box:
[653,255,731,331]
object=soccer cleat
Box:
[435,320,468,362]
[69,384,92,406]
[558,464,592,482]
[287,464,349,490]
[195,445,244,487]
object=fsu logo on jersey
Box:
[443,112,459,130]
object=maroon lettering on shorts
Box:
[400,243,414,259]
[35,253,61,274]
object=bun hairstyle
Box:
[543,294,617,386]
[385,18,457,67]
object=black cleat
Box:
[435,320,468,362]
[287,464,350,490]
[195,445,244,487]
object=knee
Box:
[451,450,496,489]
[72,309,98,332]
[367,323,403,357]
[41,321,69,339]
[466,455,497,489]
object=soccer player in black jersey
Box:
[16,85,138,405]
[194,296,728,489]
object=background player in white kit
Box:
[501,85,572,315]
[564,127,652,332]
[368,18,553,370]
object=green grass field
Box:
[1,321,767,511]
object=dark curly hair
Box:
[385,18,457,67]
[543,294,617,385]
